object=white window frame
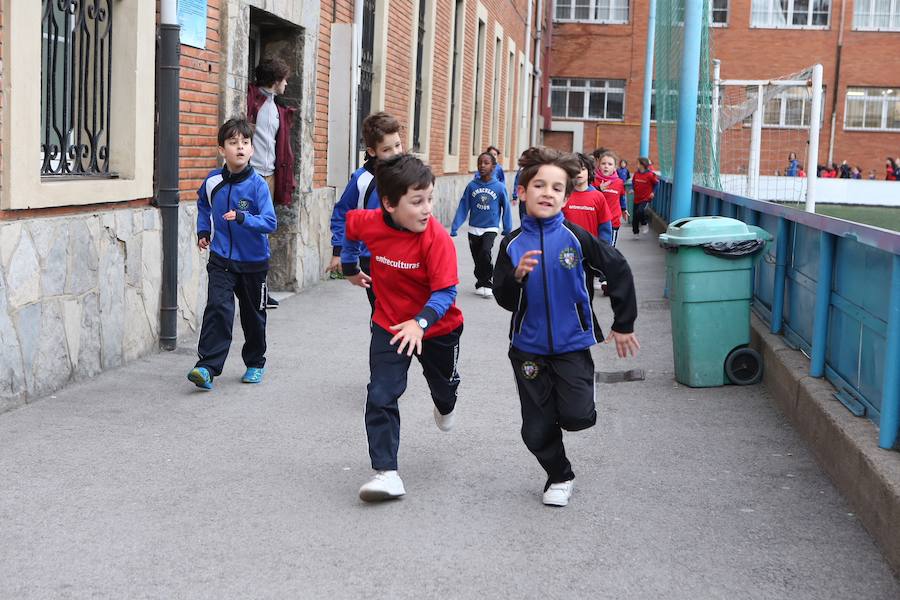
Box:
[844,87,900,132]
[710,0,730,26]
[4,0,155,210]
[504,41,516,163]
[550,78,626,121]
[407,0,436,158]
[761,87,825,129]
[490,28,503,147]
[852,0,900,31]
[443,0,467,173]
[554,0,630,24]
[750,0,831,29]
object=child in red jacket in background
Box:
[630,157,659,236]
[593,150,627,246]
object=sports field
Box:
[815,205,900,232]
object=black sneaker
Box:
[266,295,279,309]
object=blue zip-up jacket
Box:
[450,175,512,236]
[494,164,506,183]
[330,158,380,258]
[196,165,276,270]
[493,212,637,355]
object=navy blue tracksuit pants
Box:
[468,232,497,289]
[509,346,597,487]
[366,324,462,471]
[195,261,267,377]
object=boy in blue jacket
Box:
[450,151,512,298]
[326,112,404,311]
[187,118,277,390]
[493,146,640,507]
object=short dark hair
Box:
[375,154,434,207]
[517,146,581,197]
[255,57,290,88]
[362,112,402,150]
[218,117,254,147]
[638,156,652,169]
[478,151,497,166]
[486,145,501,155]
[575,152,595,174]
[591,147,608,160]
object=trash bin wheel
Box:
[725,347,763,385]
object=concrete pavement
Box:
[1,221,898,599]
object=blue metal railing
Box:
[652,178,900,450]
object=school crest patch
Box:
[558,247,578,269]
[238,199,250,210]
[521,361,539,380]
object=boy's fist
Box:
[198,237,210,250]
[515,250,542,282]
[347,271,372,289]
[223,210,237,221]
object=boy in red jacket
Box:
[341,154,465,502]
[630,157,659,236]
[593,150,627,246]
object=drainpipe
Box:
[158,0,180,351]
[530,0,543,146]
[827,0,846,164]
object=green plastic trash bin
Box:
[659,216,771,387]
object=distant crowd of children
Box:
[780,152,900,181]
[185,62,647,508]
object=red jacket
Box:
[631,170,659,204]
[887,165,897,181]
[248,84,297,206]
[594,172,626,228]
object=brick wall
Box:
[549,0,900,177]
[178,0,223,201]
[312,0,532,189]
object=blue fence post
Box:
[640,0,657,158]
[879,253,900,449]
[771,217,789,334]
[810,232,836,377]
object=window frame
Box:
[554,0,630,25]
[844,87,900,132]
[852,0,900,31]
[550,78,626,121]
[750,0,831,29]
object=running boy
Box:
[188,118,277,390]
[341,154,464,502]
[450,151,513,298]
[327,112,404,311]
[493,146,639,507]
[486,145,506,183]
[630,157,659,236]
[593,150,628,246]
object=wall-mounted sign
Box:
[178,0,207,49]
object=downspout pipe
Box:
[530,0,544,146]
[158,1,180,351]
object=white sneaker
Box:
[482,287,493,298]
[641,225,650,234]
[358,470,406,502]
[542,480,574,507]
[593,279,605,291]
[433,405,455,431]
[475,287,484,297]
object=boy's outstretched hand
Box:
[606,330,640,358]
[347,271,372,288]
[515,250,542,282]
[389,320,424,356]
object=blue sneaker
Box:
[241,367,265,384]
[187,367,213,390]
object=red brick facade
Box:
[549,0,900,177]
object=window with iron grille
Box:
[357,0,376,151]
[711,0,729,24]
[411,0,427,152]
[554,0,629,23]
[448,0,464,154]
[40,0,114,177]
[471,19,486,156]
[750,0,830,28]
[853,0,900,30]
[845,87,900,131]
[550,78,625,120]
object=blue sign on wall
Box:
[178,0,207,49]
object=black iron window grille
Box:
[40,0,113,177]
[411,0,426,153]
[448,0,464,154]
[357,0,376,152]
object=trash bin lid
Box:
[659,216,759,246]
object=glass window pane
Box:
[568,91,585,118]
[845,98,864,128]
[885,98,900,129]
[589,92,605,118]
[551,90,567,117]
[811,0,830,24]
[764,99,782,125]
[792,0,810,24]
[556,0,571,19]
[864,99,883,128]
[575,0,592,19]
[785,97,804,125]
[607,92,624,119]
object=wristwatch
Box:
[417,317,429,330]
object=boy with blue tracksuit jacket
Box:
[327,112,404,312]
[493,146,639,507]
[188,118,277,390]
[450,151,512,297]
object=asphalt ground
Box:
[1,219,898,599]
